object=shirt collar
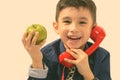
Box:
[59,40,66,54]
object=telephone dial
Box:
[59,25,106,68]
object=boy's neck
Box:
[63,44,85,50]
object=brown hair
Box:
[55,0,96,24]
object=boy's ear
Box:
[91,23,97,29]
[93,23,97,27]
[53,22,59,34]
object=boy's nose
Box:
[69,23,79,33]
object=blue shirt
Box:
[28,39,111,80]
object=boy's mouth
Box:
[67,36,81,40]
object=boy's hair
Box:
[55,0,96,24]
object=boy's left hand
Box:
[64,49,94,80]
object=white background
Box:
[0,0,119,80]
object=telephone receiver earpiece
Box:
[90,25,106,42]
[59,25,106,68]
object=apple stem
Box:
[33,25,36,28]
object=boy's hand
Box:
[22,31,46,68]
[64,49,94,80]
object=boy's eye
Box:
[79,21,87,24]
[63,20,71,24]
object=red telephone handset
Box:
[59,25,106,68]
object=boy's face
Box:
[53,7,94,49]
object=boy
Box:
[22,0,111,80]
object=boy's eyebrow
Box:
[79,17,88,21]
[61,17,70,20]
[61,16,88,21]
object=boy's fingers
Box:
[71,49,84,55]
[26,31,35,46]
[64,58,75,64]
[22,32,27,46]
[74,49,88,56]
[66,49,78,59]
[31,32,39,46]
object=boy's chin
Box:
[69,46,81,49]
[65,44,83,49]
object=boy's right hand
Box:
[22,30,46,69]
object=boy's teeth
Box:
[68,36,80,40]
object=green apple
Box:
[26,24,47,45]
